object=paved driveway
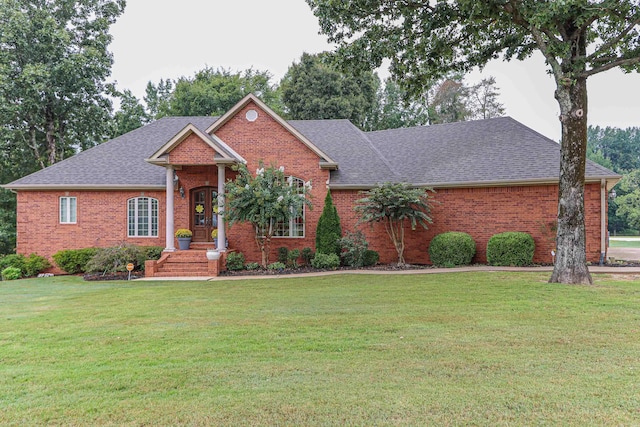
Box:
[608,246,640,262]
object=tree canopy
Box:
[280,52,379,129]
[0,0,125,168]
[356,182,434,266]
[168,67,279,117]
[307,0,640,284]
[224,163,313,267]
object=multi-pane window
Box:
[274,177,305,238]
[59,197,77,224]
[128,197,158,237]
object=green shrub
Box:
[0,253,50,277]
[363,249,380,267]
[338,230,369,267]
[277,247,289,264]
[0,254,26,273]
[268,261,286,270]
[1,266,21,281]
[24,254,51,277]
[301,247,314,266]
[486,232,535,266]
[53,248,99,274]
[226,252,246,271]
[315,190,342,256]
[245,262,260,270]
[288,249,300,268]
[428,232,476,267]
[142,246,164,261]
[311,253,340,270]
[85,244,146,274]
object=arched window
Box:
[275,177,305,238]
[128,197,158,237]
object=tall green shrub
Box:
[486,232,535,267]
[53,248,99,274]
[429,232,476,267]
[316,190,342,256]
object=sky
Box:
[108,0,640,142]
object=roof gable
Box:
[147,123,245,165]
[206,94,338,169]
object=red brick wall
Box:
[17,190,166,274]
[14,100,606,272]
[169,133,218,165]
[212,101,331,264]
[332,183,604,265]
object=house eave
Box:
[328,175,622,191]
[1,184,167,191]
[320,161,339,170]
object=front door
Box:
[191,187,218,242]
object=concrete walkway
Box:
[136,264,640,281]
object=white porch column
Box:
[165,166,176,252]
[217,164,226,251]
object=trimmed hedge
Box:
[0,253,50,278]
[429,232,476,267]
[311,253,340,270]
[1,266,21,281]
[363,249,379,267]
[226,252,245,271]
[486,232,535,266]
[53,248,99,274]
[54,246,163,274]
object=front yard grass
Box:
[1,272,639,426]
[609,237,640,248]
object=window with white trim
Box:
[128,197,158,237]
[274,177,305,237]
[60,197,77,224]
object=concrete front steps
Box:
[145,246,224,278]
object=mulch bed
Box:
[82,260,640,281]
[218,263,435,277]
[83,272,144,281]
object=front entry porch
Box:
[145,248,227,278]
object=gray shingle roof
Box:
[363,116,617,187]
[5,116,217,189]
[4,115,619,190]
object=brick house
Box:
[3,94,620,276]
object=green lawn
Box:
[609,237,640,248]
[1,273,639,426]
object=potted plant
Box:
[175,228,192,250]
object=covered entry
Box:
[191,186,218,242]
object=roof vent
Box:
[245,109,258,122]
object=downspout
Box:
[599,179,606,265]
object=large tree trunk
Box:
[549,77,593,285]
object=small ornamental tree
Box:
[356,182,434,266]
[315,190,342,256]
[224,163,312,267]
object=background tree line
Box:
[0,9,506,257]
[110,52,505,136]
[587,126,640,235]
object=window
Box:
[274,177,305,238]
[60,197,77,224]
[128,197,158,237]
